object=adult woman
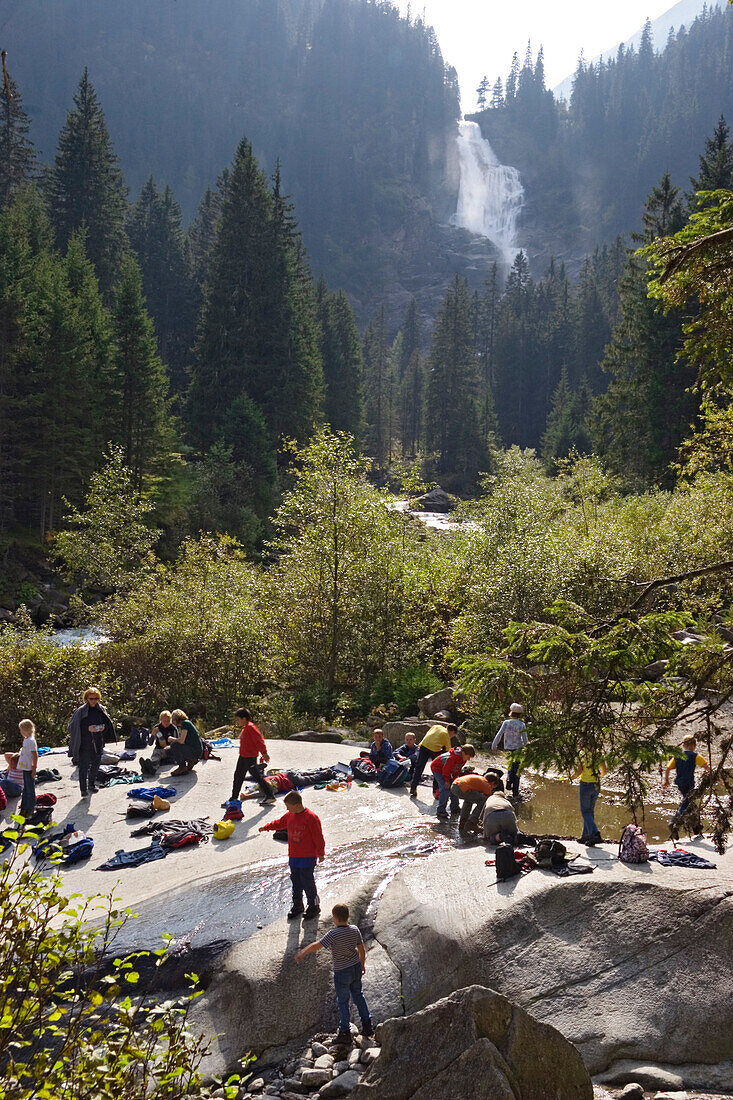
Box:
[168,709,204,775]
[67,686,115,796]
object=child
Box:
[295,903,373,1047]
[663,735,710,835]
[232,707,275,804]
[430,744,475,819]
[17,719,38,819]
[491,702,528,798]
[259,791,325,920]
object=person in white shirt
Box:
[17,718,38,819]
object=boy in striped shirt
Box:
[295,903,373,1047]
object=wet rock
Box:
[620,1086,644,1100]
[418,688,455,719]
[318,1070,361,1098]
[349,985,592,1099]
[414,488,454,513]
[301,1069,332,1088]
[290,731,344,744]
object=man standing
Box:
[410,722,456,798]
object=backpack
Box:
[223,798,243,821]
[64,836,94,864]
[140,757,158,777]
[201,739,221,763]
[0,787,6,812]
[213,820,235,840]
[125,726,150,750]
[619,823,649,864]
[534,839,567,869]
[350,757,378,782]
[29,806,54,826]
[126,802,157,819]
[377,758,409,788]
[496,842,521,882]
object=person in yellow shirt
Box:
[569,756,608,845]
[409,722,455,798]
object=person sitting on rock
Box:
[295,902,373,1048]
[663,735,710,836]
[150,710,179,765]
[491,703,528,798]
[431,744,475,820]
[394,731,419,781]
[166,709,204,776]
[451,766,492,833]
[365,728,393,769]
[409,722,456,798]
[240,767,337,799]
[0,752,24,799]
[480,777,519,844]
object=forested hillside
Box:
[475,4,733,268]
[5,0,465,322]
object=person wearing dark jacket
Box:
[394,732,419,780]
[367,728,393,769]
[67,687,114,796]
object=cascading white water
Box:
[452,120,524,264]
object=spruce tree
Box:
[425,275,484,480]
[0,74,36,207]
[363,309,394,468]
[46,70,128,298]
[689,116,733,200]
[127,177,196,393]
[110,252,170,488]
[641,173,684,239]
[395,299,422,457]
[316,278,364,437]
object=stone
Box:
[415,487,454,513]
[641,660,669,681]
[248,1080,265,1093]
[653,1094,688,1100]
[311,1043,329,1058]
[360,1048,379,1065]
[620,1086,645,1100]
[381,719,444,744]
[313,1054,334,1070]
[318,1071,361,1098]
[348,1050,361,1067]
[417,688,455,719]
[289,730,344,744]
[332,1061,350,1073]
[349,986,592,1100]
[301,1069,332,1088]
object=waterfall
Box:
[452,120,524,264]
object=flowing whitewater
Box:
[452,120,524,264]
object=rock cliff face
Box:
[351,985,593,1100]
[191,840,733,1092]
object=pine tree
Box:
[490,79,504,109]
[316,277,364,437]
[689,116,733,198]
[187,185,221,293]
[363,308,394,468]
[127,177,196,393]
[110,252,170,488]
[46,70,128,298]
[641,173,685,240]
[540,366,591,468]
[425,275,485,480]
[476,76,489,110]
[395,298,423,457]
[0,74,36,207]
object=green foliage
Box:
[0,842,247,1099]
[100,536,270,723]
[379,665,444,719]
[0,611,109,748]
[0,74,36,208]
[54,448,158,594]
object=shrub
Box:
[0,833,247,1099]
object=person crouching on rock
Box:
[68,686,114,797]
[259,791,325,921]
[480,776,519,844]
[166,709,204,776]
[394,731,419,782]
[231,707,276,805]
[296,902,373,1048]
[430,744,475,820]
[362,727,393,770]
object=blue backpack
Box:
[64,837,94,864]
[378,758,409,788]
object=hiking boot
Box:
[361,1019,374,1037]
[287,905,304,920]
[436,811,449,820]
[170,766,189,776]
[303,905,321,921]
[259,796,277,805]
[89,785,98,794]
[409,789,417,798]
[331,1031,353,1048]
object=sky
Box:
[394,0,678,107]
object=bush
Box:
[0,833,247,1099]
[0,613,114,749]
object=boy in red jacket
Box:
[431,744,475,820]
[260,791,325,920]
[232,707,276,804]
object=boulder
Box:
[414,488,454,513]
[417,688,455,719]
[318,1070,361,1097]
[641,660,669,681]
[619,1086,644,1100]
[382,719,446,744]
[349,986,592,1100]
[289,730,345,744]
